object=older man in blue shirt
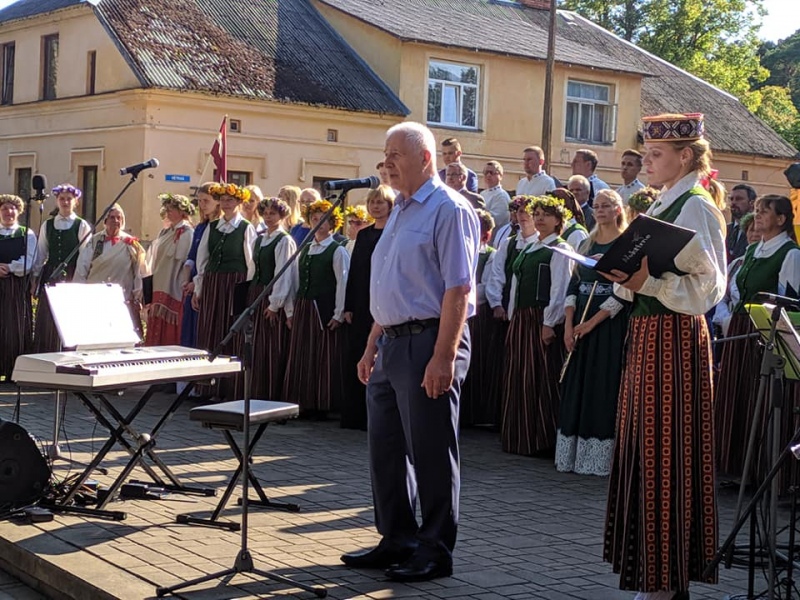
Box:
[340,122,479,582]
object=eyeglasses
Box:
[483,170,499,176]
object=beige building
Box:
[0,0,796,240]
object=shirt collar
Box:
[311,234,335,248]
[55,214,75,222]
[217,213,243,230]
[0,223,19,232]
[396,177,438,210]
[486,185,503,192]
[621,179,642,189]
[756,231,791,255]
[263,226,286,241]
[534,232,559,247]
[526,171,547,181]
[650,172,702,215]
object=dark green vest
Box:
[734,238,799,313]
[502,238,523,310]
[512,238,564,310]
[631,187,707,317]
[0,225,26,240]
[298,241,337,300]
[45,217,83,269]
[253,231,288,286]
[563,222,588,242]
[477,246,496,284]
[207,219,249,274]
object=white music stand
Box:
[43,283,139,470]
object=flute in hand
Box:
[559,280,598,384]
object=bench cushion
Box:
[190,400,299,429]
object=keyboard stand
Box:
[54,381,216,518]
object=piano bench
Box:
[178,399,301,531]
[190,400,299,430]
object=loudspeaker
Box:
[786,163,800,189]
[0,420,50,508]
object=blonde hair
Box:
[365,185,396,212]
[670,138,725,210]
[279,185,302,227]
[582,189,628,251]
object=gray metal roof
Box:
[0,0,85,23]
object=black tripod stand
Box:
[155,191,352,599]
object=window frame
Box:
[564,79,617,146]
[42,33,59,101]
[226,170,251,188]
[79,165,98,223]
[426,59,481,130]
[1,42,14,106]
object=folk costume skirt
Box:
[146,288,184,346]
[603,314,717,593]
[500,307,564,455]
[232,283,290,402]
[555,308,627,476]
[461,303,505,427]
[282,297,345,413]
[0,275,31,379]
[197,271,246,399]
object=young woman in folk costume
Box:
[461,208,505,427]
[75,204,146,336]
[715,195,800,489]
[343,204,373,255]
[193,183,256,399]
[549,188,589,251]
[180,183,221,349]
[145,194,195,346]
[242,184,267,234]
[282,199,350,416]
[32,184,92,352]
[601,114,725,600]
[555,189,628,476]
[500,195,574,456]
[0,195,36,379]
[233,196,297,401]
[342,185,394,430]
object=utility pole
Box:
[541,0,558,172]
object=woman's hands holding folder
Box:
[600,256,650,292]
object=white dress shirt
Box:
[195,212,256,297]
[477,244,495,306]
[564,218,590,251]
[516,172,556,197]
[589,174,610,193]
[481,186,511,231]
[288,234,350,322]
[485,230,538,309]
[0,224,37,276]
[259,227,297,316]
[617,179,645,204]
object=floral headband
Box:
[52,184,82,199]
[344,205,374,224]
[208,182,251,203]
[158,193,197,217]
[628,187,659,213]
[258,197,290,219]
[306,199,344,231]
[523,195,573,222]
[0,194,24,213]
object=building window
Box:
[565,80,617,145]
[42,34,59,100]
[86,51,96,96]
[1,42,14,105]
[427,60,479,129]
[14,167,31,200]
[227,171,251,187]
[80,166,98,223]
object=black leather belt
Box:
[382,318,440,339]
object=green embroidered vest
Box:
[45,217,83,269]
[512,238,564,310]
[477,246,496,284]
[563,222,588,242]
[253,231,288,285]
[631,187,707,317]
[298,241,337,300]
[207,220,249,274]
[734,239,798,313]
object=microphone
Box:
[32,174,48,202]
[755,292,800,311]
[120,158,159,176]
[323,175,380,192]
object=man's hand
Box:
[422,353,455,399]
[358,349,377,384]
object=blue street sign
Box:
[165,174,191,182]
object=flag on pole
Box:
[210,115,227,183]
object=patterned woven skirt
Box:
[0,275,32,380]
[196,271,246,399]
[282,297,345,413]
[462,303,505,427]
[500,307,564,455]
[146,290,184,346]
[232,284,290,401]
[603,314,717,593]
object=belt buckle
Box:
[383,326,397,339]
[409,322,425,335]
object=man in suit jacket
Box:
[567,175,595,230]
[445,162,485,211]
[437,137,478,192]
[727,184,756,263]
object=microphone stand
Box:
[33,174,142,473]
[157,189,349,598]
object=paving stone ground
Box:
[0,383,788,599]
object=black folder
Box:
[0,236,25,264]
[551,214,696,277]
[142,275,153,305]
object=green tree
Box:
[752,86,800,149]
[559,0,767,108]
[759,30,800,110]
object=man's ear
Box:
[422,149,432,165]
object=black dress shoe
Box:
[341,544,414,569]
[385,556,453,582]
[673,592,690,600]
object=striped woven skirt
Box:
[282,297,345,413]
[0,275,32,380]
[603,314,717,593]
[500,307,564,455]
[232,283,291,401]
[196,271,246,399]
[461,303,505,427]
